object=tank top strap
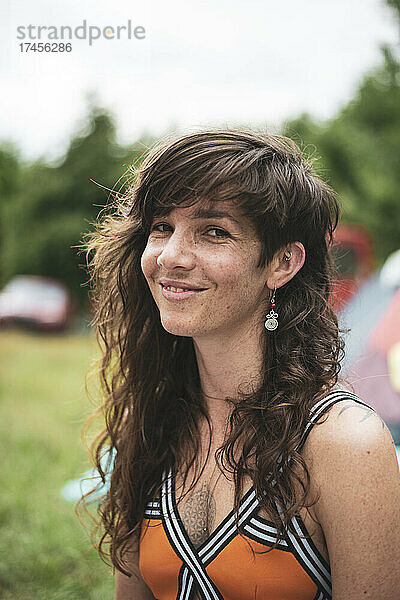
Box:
[297,388,372,453]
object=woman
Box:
[83,130,400,599]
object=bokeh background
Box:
[1,1,400,598]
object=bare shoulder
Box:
[302,391,400,599]
[302,391,399,485]
[302,391,400,515]
[302,391,399,505]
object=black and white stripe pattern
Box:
[161,469,224,600]
[177,563,194,600]
[159,469,260,599]
[144,499,161,519]
[243,515,289,550]
[198,487,259,566]
[281,512,332,599]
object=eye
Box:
[150,223,230,239]
[206,228,230,239]
[150,223,172,233]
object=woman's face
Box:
[140,200,272,340]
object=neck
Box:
[192,317,265,421]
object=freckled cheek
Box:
[208,255,260,311]
[209,256,246,288]
[140,246,157,284]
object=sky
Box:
[1,0,398,162]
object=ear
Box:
[266,242,306,290]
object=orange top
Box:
[139,390,370,600]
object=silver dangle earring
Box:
[264,286,278,331]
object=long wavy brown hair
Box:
[80,129,344,576]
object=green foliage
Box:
[0,105,154,309]
[0,144,21,283]
[386,0,400,25]
[0,144,20,200]
[284,40,400,264]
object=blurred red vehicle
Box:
[0,275,74,332]
[330,223,376,313]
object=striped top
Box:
[139,389,371,600]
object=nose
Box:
[156,229,196,270]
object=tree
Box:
[0,144,21,286]
[284,1,400,263]
[1,106,153,309]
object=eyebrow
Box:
[191,207,242,226]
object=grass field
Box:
[0,329,115,600]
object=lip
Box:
[159,279,207,291]
[160,283,206,301]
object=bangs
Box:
[146,185,248,224]
[140,170,256,231]
[135,132,277,232]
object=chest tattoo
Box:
[180,483,217,549]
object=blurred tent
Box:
[330,223,376,313]
[339,273,397,371]
[340,249,400,452]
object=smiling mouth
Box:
[160,284,207,292]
